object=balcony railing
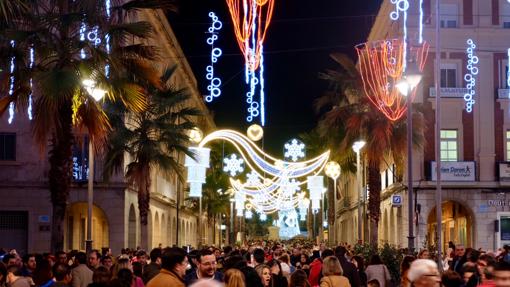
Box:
[429,87,469,98]
[498,89,510,99]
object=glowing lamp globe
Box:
[325,161,341,180]
[188,128,203,144]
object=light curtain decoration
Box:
[356,39,429,121]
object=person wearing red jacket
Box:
[308,249,335,287]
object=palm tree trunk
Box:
[139,179,151,250]
[49,104,73,253]
[368,162,381,248]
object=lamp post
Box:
[325,161,340,245]
[353,141,366,242]
[82,79,107,253]
[230,196,235,245]
[396,63,423,254]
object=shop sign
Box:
[430,161,475,181]
[391,194,402,207]
[499,163,510,182]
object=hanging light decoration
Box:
[356,39,429,121]
[225,0,275,126]
[464,39,478,113]
[205,12,223,103]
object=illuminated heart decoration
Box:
[247,124,263,141]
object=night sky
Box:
[167,1,382,154]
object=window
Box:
[440,4,459,28]
[504,22,510,29]
[502,0,510,27]
[506,131,510,160]
[441,67,457,88]
[0,133,15,161]
[440,130,458,161]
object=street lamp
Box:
[325,161,340,244]
[352,140,366,242]
[396,63,423,253]
[82,79,106,253]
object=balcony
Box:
[498,89,510,99]
[429,87,469,98]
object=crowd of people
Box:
[2,241,510,287]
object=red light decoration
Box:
[356,39,429,121]
[225,0,275,71]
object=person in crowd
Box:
[364,255,391,287]
[253,249,265,269]
[296,254,310,276]
[2,255,17,268]
[111,269,133,287]
[87,251,101,271]
[277,254,292,279]
[87,266,110,287]
[288,269,310,287]
[131,262,143,280]
[33,260,54,287]
[463,265,478,287]
[135,252,148,269]
[319,256,350,287]
[53,264,72,287]
[290,249,301,267]
[185,251,200,277]
[100,257,112,271]
[184,249,223,286]
[441,270,463,287]
[224,268,245,287]
[1,262,7,287]
[111,259,131,279]
[21,255,36,278]
[147,247,188,287]
[478,254,497,287]
[450,245,466,274]
[6,265,32,287]
[266,259,287,287]
[407,259,440,287]
[400,255,415,287]
[308,249,334,287]
[334,247,360,287]
[71,252,93,287]
[366,280,379,287]
[417,250,430,260]
[351,256,367,287]
[254,265,271,287]
[142,249,161,284]
[494,261,510,287]
[55,253,67,267]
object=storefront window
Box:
[440,130,458,161]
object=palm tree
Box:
[103,66,201,249]
[315,53,424,246]
[0,0,177,252]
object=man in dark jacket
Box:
[184,249,223,286]
[335,246,361,287]
[143,248,162,284]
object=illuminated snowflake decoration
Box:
[259,213,267,221]
[245,209,253,219]
[223,154,245,177]
[246,170,261,186]
[284,139,305,162]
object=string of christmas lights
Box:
[464,39,478,113]
[205,12,223,103]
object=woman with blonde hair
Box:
[320,256,350,287]
[224,269,245,287]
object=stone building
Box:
[335,0,510,252]
[0,8,218,254]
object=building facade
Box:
[0,8,218,254]
[335,0,510,252]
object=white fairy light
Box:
[464,39,478,113]
[8,40,15,124]
[205,12,223,103]
[28,47,34,120]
